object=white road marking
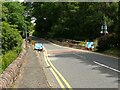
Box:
[93,61,120,73]
[73,53,86,59]
[44,41,119,72]
[73,52,119,73]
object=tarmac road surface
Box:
[33,37,119,89]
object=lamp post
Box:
[100,3,108,35]
[24,12,27,49]
[100,22,108,35]
[25,23,27,49]
[43,17,46,20]
[24,2,31,49]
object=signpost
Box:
[101,24,108,35]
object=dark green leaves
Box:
[32,2,118,40]
[2,21,22,54]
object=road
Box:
[33,37,119,88]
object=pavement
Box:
[14,44,50,88]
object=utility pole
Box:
[25,23,27,49]
[24,1,31,49]
[100,3,108,35]
[24,0,27,49]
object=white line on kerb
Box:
[93,61,120,73]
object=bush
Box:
[98,33,119,51]
[78,41,86,46]
[0,56,2,74]
[1,21,22,73]
[2,21,23,54]
[2,50,18,71]
[13,46,22,54]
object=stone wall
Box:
[0,40,27,89]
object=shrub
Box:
[2,50,17,71]
[79,41,86,46]
[98,33,119,51]
[13,46,22,54]
[2,21,22,54]
[0,56,2,74]
[1,21,22,73]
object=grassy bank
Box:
[101,48,120,58]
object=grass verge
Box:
[103,48,120,58]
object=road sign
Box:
[86,42,94,49]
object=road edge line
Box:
[43,51,65,89]
[44,48,72,89]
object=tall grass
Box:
[0,46,21,74]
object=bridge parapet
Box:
[0,40,27,89]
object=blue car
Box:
[34,43,43,51]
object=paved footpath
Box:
[14,45,50,88]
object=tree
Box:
[2,2,30,53]
[2,21,22,54]
[32,2,118,41]
[1,2,33,72]
[3,2,27,37]
[118,2,120,34]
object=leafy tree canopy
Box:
[32,2,118,41]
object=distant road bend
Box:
[33,37,119,88]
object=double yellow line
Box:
[43,48,72,90]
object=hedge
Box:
[98,33,119,51]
